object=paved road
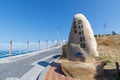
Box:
[0,47,62,80]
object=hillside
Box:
[59,34,120,79]
[96,35,120,68]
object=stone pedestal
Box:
[61,61,106,80]
[61,13,106,80]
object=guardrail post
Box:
[57,40,58,46]
[10,40,12,56]
[26,41,29,52]
[65,38,68,44]
[62,39,64,46]
[52,40,54,47]
[38,40,40,50]
[46,40,48,49]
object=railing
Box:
[0,39,67,58]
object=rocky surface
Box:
[61,60,106,80]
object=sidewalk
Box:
[0,46,62,80]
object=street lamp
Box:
[57,26,60,46]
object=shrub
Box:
[61,44,68,58]
[112,31,117,35]
[98,34,101,37]
[94,35,97,37]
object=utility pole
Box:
[103,22,107,35]
[57,26,60,46]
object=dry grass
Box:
[96,35,120,69]
[61,35,120,68]
[97,45,120,69]
[60,35,120,79]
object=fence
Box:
[0,39,67,58]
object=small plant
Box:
[96,56,104,60]
[61,44,68,58]
[98,34,101,37]
[94,35,97,37]
[105,60,112,63]
[118,43,120,45]
[112,31,117,35]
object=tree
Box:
[112,31,117,35]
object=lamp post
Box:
[57,26,60,46]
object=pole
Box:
[116,62,120,78]
[52,40,54,47]
[57,26,60,46]
[46,40,48,49]
[65,38,67,44]
[10,40,12,56]
[103,23,107,35]
[27,41,29,52]
[57,40,59,46]
[38,40,40,50]
[19,42,22,54]
[62,39,64,45]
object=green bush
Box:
[113,74,120,80]
[61,44,67,58]
[94,35,97,37]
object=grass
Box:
[61,44,67,58]
[61,35,120,65]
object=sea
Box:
[0,50,35,58]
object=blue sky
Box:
[0,0,120,43]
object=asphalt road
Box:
[0,47,62,80]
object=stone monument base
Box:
[61,60,106,80]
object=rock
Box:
[67,43,88,62]
[61,61,106,80]
[67,13,99,61]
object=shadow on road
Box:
[37,54,61,67]
[38,61,50,67]
[52,54,61,59]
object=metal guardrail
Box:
[0,40,67,58]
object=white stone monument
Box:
[67,13,99,62]
[61,14,106,79]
